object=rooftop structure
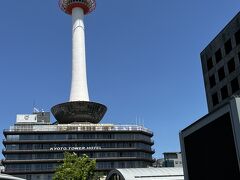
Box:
[106,168,184,180]
[163,152,182,167]
[5,123,152,134]
[0,173,25,180]
[153,152,182,168]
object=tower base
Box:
[51,101,107,124]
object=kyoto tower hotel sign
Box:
[52,0,107,124]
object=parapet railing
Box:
[4,124,153,134]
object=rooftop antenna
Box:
[33,107,40,113]
[135,115,139,125]
[33,100,40,113]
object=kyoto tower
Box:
[51,0,107,124]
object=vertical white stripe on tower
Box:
[70,7,89,102]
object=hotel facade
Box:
[3,113,154,179]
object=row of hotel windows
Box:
[6,133,151,141]
[206,29,240,71]
[5,142,152,151]
[5,163,58,172]
[15,161,151,180]
[17,174,53,180]
[211,77,240,106]
[5,151,152,160]
[5,161,150,172]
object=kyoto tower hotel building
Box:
[2,0,154,179]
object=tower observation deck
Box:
[59,0,96,15]
[51,0,107,124]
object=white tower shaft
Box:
[70,7,89,102]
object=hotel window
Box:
[227,58,235,74]
[215,49,222,63]
[218,67,225,81]
[224,39,232,55]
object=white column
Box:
[70,7,89,102]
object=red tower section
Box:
[59,0,96,15]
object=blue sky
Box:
[0,1,239,158]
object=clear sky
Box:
[0,1,239,159]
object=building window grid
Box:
[5,142,152,151]
[206,51,240,106]
[207,50,240,93]
[5,161,152,173]
[7,133,151,142]
[5,151,152,160]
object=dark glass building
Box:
[201,12,240,112]
[2,112,154,180]
[180,11,240,180]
